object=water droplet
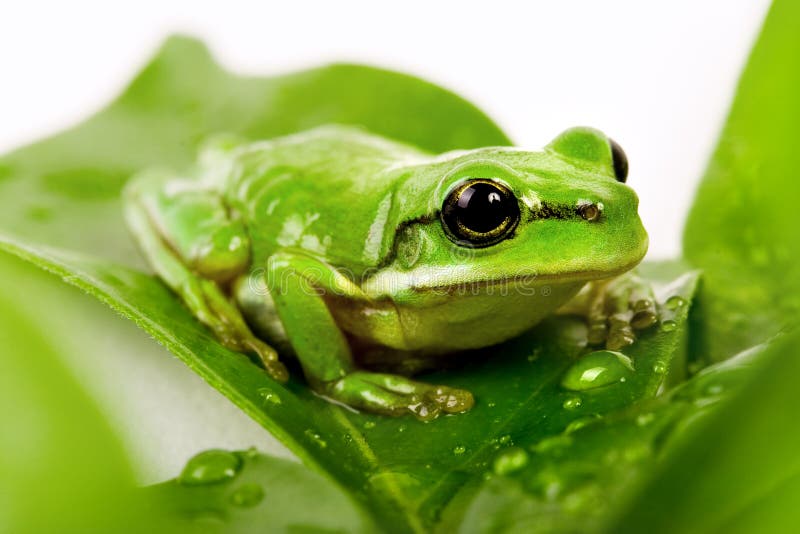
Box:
[453,445,466,455]
[636,412,655,427]
[229,482,264,508]
[179,450,242,486]
[660,320,677,332]
[563,396,582,409]
[499,434,512,445]
[665,295,687,310]
[363,421,376,429]
[652,362,667,375]
[561,350,635,391]
[493,447,529,475]
[487,402,497,408]
[257,387,282,406]
[304,429,328,448]
[565,415,600,434]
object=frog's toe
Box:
[606,314,636,350]
[364,373,474,417]
[243,339,289,382]
[587,272,659,350]
[325,372,474,420]
[630,298,658,330]
[423,386,474,414]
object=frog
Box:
[124,124,654,421]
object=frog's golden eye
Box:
[441,179,520,247]
[609,138,629,183]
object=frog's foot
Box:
[586,273,658,350]
[323,371,474,421]
[184,277,289,382]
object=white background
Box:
[0,1,771,481]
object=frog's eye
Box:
[441,179,520,247]
[609,138,629,183]
[547,127,630,183]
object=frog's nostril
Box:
[577,201,603,222]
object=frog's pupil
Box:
[441,180,521,247]
[457,183,509,233]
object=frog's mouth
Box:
[361,254,645,297]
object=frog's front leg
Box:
[560,271,658,350]
[124,171,288,382]
[264,251,474,420]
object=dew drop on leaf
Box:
[257,387,281,406]
[229,482,265,508]
[304,429,328,448]
[493,447,529,476]
[636,412,655,427]
[660,320,678,332]
[561,350,635,391]
[565,415,600,434]
[562,396,582,409]
[665,295,687,310]
[178,450,242,486]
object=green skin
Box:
[124,125,653,421]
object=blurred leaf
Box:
[683,0,800,362]
[0,252,145,533]
[149,449,374,533]
[610,331,800,534]
[449,338,770,534]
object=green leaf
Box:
[0,35,697,531]
[450,336,769,534]
[148,449,374,533]
[683,0,800,362]
[0,234,698,531]
[610,331,800,533]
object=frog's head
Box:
[382,127,648,293]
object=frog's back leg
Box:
[123,170,288,382]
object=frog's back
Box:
[221,126,426,275]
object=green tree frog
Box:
[124,125,654,420]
